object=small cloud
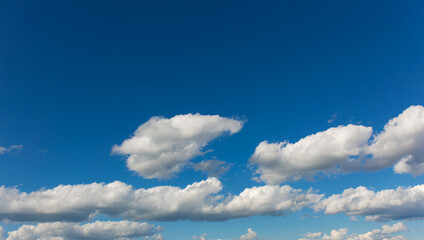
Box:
[37,149,48,154]
[350,216,358,221]
[0,145,23,154]
[327,112,337,123]
[193,159,231,177]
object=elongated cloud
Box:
[3,220,161,240]
[192,228,261,240]
[299,222,407,240]
[0,178,321,223]
[250,125,372,184]
[0,145,22,155]
[250,105,424,184]
[365,105,424,175]
[113,114,243,179]
[315,184,424,221]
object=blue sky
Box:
[1,0,424,239]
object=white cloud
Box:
[315,184,424,221]
[192,228,260,240]
[250,105,424,184]
[300,222,407,240]
[238,228,259,240]
[112,114,243,179]
[250,125,372,184]
[3,220,161,240]
[193,159,231,177]
[192,233,208,240]
[0,178,321,223]
[0,145,23,154]
[365,105,424,175]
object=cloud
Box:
[0,226,4,240]
[192,233,208,240]
[3,220,161,240]
[299,222,407,240]
[112,114,243,179]
[0,178,322,223]
[315,184,424,221]
[250,125,372,184]
[365,105,424,175]
[192,228,261,240]
[250,105,424,184]
[0,145,23,155]
[193,159,231,177]
[238,228,260,240]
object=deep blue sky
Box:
[1,0,424,239]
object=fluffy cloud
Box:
[250,125,372,184]
[193,159,231,177]
[0,145,22,154]
[299,222,407,240]
[112,114,243,179]
[238,228,260,240]
[365,105,424,175]
[315,184,424,221]
[0,178,321,223]
[250,105,424,184]
[2,220,161,240]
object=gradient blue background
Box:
[1,0,423,239]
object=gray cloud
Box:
[193,159,231,177]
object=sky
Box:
[0,0,424,239]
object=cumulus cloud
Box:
[250,105,424,184]
[112,114,243,179]
[238,228,260,240]
[250,125,372,184]
[315,184,424,221]
[0,178,321,223]
[2,220,161,240]
[0,145,22,154]
[299,222,407,240]
[193,159,231,177]
[365,105,424,175]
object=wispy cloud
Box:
[0,145,23,155]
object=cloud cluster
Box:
[365,105,424,175]
[250,125,372,184]
[250,105,424,184]
[1,220,161,240]
[0,145,22,155]
[315,184,424,221]
[193,159,231,177]
[299,222,407,240]
[113,114,243,179]
[0,178,321,223]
